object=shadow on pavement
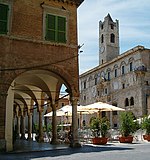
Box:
[0,144,134,160]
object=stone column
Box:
[5,84,14,152]
[51,102,59,144]
[27,109,32,141]
[17,116,21,138]
[70,97,81,147]
[16,106,20,138]
[38,106,44,142]
[20,108,26,139]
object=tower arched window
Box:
[110,24,114,29]
[130,97,134,105]
[110,33,115,43]
[125,98,129,107]
[101,34,104,43]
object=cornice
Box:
[48,0,84,7]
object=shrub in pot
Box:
[90,116,110,145]
[141,116,150,141]
[119,111,139,143]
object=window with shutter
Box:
[0,4,8,34]
[45,14,66,43]
[57,16,66,43]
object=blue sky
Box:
[77,0,150,74]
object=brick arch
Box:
[3,64,79,98]
[43,65,79,97]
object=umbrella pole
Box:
[110,111,113,129]
[98,110,101,118]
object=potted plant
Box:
[119,111,139,143]
[90,116,110,145]
[141,116,150,141]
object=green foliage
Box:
[119,112,138,137]
[33,123,39,133]
[33,123,52,133]
[90,116,110,138]
[57,125,62,132]
[90,117,100,137]
[101,117,110,137]
[43,124,52,132]
[141,116,150,135]
[47,124,52,132]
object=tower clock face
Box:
[100,46,105,53]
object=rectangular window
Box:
[45,14,66,43]
[113,111,118,115]
[122,83,125,89]
[0,4,9,34]
[114,123,117,128]
[105,88,107,94]
[102,111,106,118]
[83,95,86,100]
[97,90,100,96]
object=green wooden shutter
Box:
[57,16,66,43]
[0,4,8,34]
[46,14,56,41]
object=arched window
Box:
[101,34,104,43]
[125,98,129,107]
[122,66,125,75]
[130,62,133,71]
[108,72,110,81]
[95,77,97,85]
[130,97,134,105]
[110,33,115,43]
[115,69,117,77]
[110,24,114,29]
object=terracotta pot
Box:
[119,136,133,143]
[92,137,108,145]
[143,135,150,142]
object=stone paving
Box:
[0,140,150,160]
[13,139,69,153]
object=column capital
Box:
[70,97,79,102]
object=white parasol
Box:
[81,102,125,112]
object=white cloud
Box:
[77,0,150,74]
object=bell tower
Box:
[99,14,119,65]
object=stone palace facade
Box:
[79,14,150,128]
